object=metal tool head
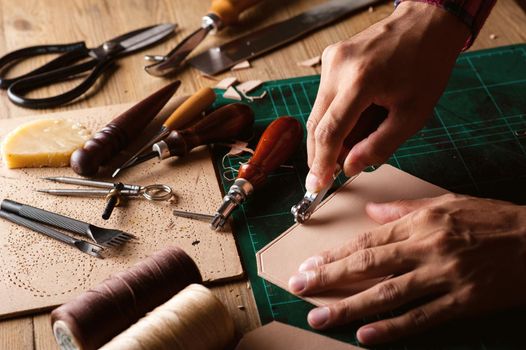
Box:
[291,172,360,224]
[173,209,215,223]
[74,240,104,259]
[112,150,159,177]
[290,190,327,224]
[91,23,176,59]
[144,26,212,77]
[113,128,171,178]
[87,225,135,248]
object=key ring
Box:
[140,184,173,201]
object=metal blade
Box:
[92,23,176,58]
[119,23,176,53]
[43,176,114,188]
[38,189,138,197]
[113,128,170,178]
[145,26,211,77]
[189,0,381,75]
[113,151,159,177]
[173,210,215,222]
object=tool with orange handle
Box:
[291,104,388,223]
[116,103,255,174]
[211,116,304,230]
[112,87,216,177]
[145,0,262,76]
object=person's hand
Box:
[288,194,526,345]
[305,2,470,192]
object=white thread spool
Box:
[100,284,235,350]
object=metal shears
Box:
[0,23,175,109]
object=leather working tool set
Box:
[0,1,389,348]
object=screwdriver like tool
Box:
[291,104,388,224]
[211,116,304,230]
[113,87,217,177]
[117,103,255,173]
[145,0,262,76]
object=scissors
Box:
[38,177,174,202]
[0,23,176,109]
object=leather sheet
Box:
[236,321,364,350]
[257,165,448,306]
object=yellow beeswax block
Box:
[1,119,91,169]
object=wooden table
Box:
[0,0,525,348]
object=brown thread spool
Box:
[100,284,235,350]
[51,246,202,350]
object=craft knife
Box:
[145,0,263,76]
[189,0,382,75]
[291,104,388,223]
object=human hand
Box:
[288,194,526,345]
[305,2,470,192]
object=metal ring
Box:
[141,184,173,201]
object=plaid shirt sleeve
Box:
[394,0,497,48]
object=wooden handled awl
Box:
[291,104,388,224]
[116,103,255,173]
[70,81,181,177]
[211,116,304,230]
[112,87,217,178]
[145,0,262,76]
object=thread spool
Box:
[100,284,235,350]
[51,246,202,350]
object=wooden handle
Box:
[237,116,303,189]
[163,87,216,130]
[164,103,254,156]
[337,104,389,165]
[208,0,262,26]
[70,81,180,176]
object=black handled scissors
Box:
[0,23,176,109]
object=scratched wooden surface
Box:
[0,0,525,348]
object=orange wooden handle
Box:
[163,87,216,130]
[164,103,254,156]
[237,116,303,189]
[208,0,262,26]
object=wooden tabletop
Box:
[1,0,525,348]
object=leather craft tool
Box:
[39,177,173,220]
[189,0,381,75]
[211,116,303,230]
[0,23,176,108]
[0,208,104,259]
[173,209,215,222]
[145,0,262,76]
[291,104,388,223]
[0,199,134,249]
[113,87,217,178]
[116,103,255,174]
[70,81,181,177]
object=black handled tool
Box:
[0,23,175,108]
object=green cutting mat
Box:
[212,44,526,349]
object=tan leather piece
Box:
[0,100,242,319]
[235,321,364,350]
[257,165,448,306]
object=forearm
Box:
[395,0,497,47]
